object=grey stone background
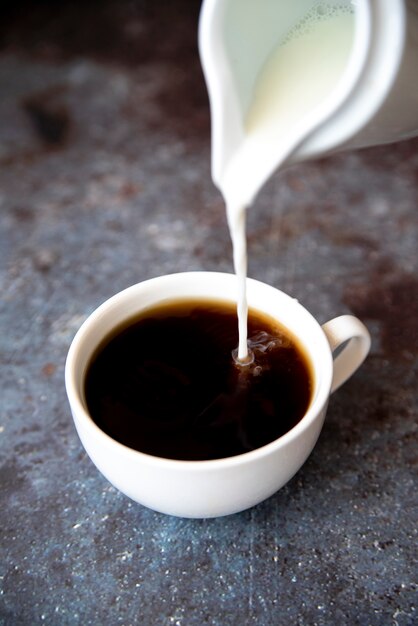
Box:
[0,1,417,624]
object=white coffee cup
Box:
[65,272,370,518]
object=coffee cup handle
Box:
[322,315,371,394]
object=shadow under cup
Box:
[65,272,336,518]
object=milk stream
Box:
[220,5,355,362]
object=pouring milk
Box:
[201,3,355,362]
[200,0,418,361]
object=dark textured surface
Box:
[0,2,417,624]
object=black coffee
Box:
[84,299,313,461]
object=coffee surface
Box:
[84,299,313,461]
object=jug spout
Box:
[199,0,418,197]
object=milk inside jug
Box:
[199,0,418,361]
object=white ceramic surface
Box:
[65,272,370,518]
[199,0,418,191]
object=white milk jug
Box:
[199,0,418,363]
[199,0,418,205]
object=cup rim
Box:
[65,271,333,470]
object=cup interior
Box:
[66,272,333,459]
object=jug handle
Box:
[322,315,371,394]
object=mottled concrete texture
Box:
[0,2,417,625]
